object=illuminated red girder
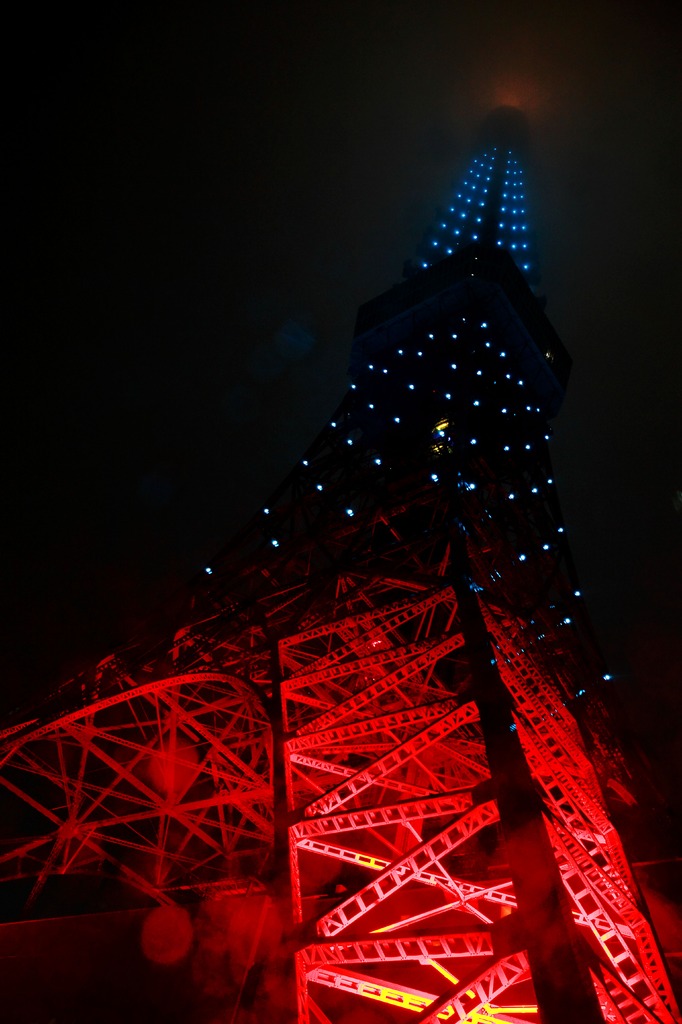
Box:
[300,930,496,967]
[0,669,273,910]
[1,220,680,1022]
[305,951,530,1019]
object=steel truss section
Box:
[0,245,679,1024]
[305,952,530,1022]
[300,929,495,967]
[0,669,273,906]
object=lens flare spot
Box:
[141,905,193,964]
[142,738,199,798]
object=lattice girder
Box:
[1,247,679,1024]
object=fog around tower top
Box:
[478,106,531,155]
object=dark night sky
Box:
[5,3,682,798]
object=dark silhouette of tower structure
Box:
[0,109,679,1024]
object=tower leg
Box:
[451,526,604,1024]
[272,633,300,1024]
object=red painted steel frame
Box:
[1,264,679,1024]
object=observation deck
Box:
[350,243,571,419]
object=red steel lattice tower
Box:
[1,110,679,1023]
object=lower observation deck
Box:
[351,244,571,419]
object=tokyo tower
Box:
[0,108,679,1024]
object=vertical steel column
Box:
[270,631,299,1024]
[232,629,298,1024]
[450,524,604,1024]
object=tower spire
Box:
[410,107,541,291]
